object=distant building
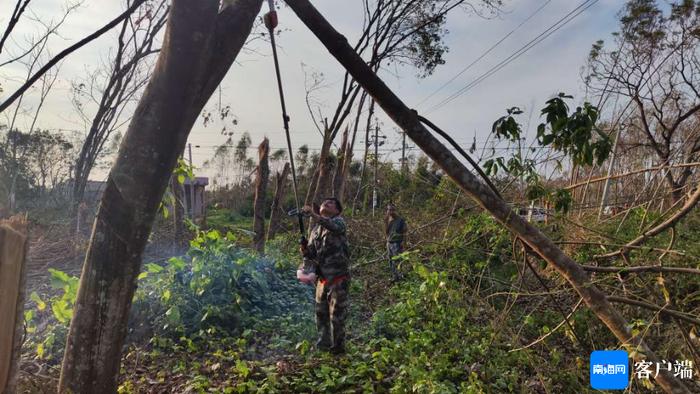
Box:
[183,177,208,220]
[58,176,209,221]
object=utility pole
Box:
[188,143,195,220]
[401,131,407,174]
[373,123,379,217]
[598,129,621,220]
[369,123,386,217]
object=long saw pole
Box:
[264,0,305,242]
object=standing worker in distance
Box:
[298,198,350,354]
[385,204,407,282]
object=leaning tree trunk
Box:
[283,1,690,392]
[304,166,320,206]
[311,127,335,204]
[332,127,349,198]
[58,1,262,392]
[267,162,290,240]
[253,138,270,253]
[355,99,375,213]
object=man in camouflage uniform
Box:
[385,204,407,281]
[298,197,350,354]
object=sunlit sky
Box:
[0,0,624,180]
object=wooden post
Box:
[170,175,185,246]
[0,215,28,394]
[282,1,689,391]
[267,162,290,240]
[253,138,270,253]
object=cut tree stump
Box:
[0,215,28,394]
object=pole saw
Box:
[264,0,316,284]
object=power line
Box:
[426,0,599,114]
[416,0,552,109]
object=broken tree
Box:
[268,162,291,240]
[58,0,263,392]
[282,0,689,392]
[253,138,270,253]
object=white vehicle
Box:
[516,205,548,223]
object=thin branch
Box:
[565,162,700,191]
[0,0,31,55]
[0,0,146,114]
[509,298,584,352]
[606,296,700,326]
[582,265,700,275]
[597,184,700,258]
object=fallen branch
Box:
[510,298,584,352]
[565,162,700,191]
[606,296,700,326]
[555,240,688,257]
[597,184,700,259]
[582,265,700,275]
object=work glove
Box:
[296,269,317,285]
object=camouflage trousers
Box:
[315,278,349,353]
[387,241,403,280]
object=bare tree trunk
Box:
[304,167,319,206]
[58,1,262,392]
[283,1,690,392]
[253,138,270,253]
[332,127,349,198]
[338,129,353,201]
[267,162,290,240]
[353,98,374,214]
[311,127,334,204]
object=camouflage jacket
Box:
[386,216,406,243]
[300,215,350,282]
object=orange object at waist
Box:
[319,275,348,286]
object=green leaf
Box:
[48,268,72,289]
[51,299,73,324]
[206,230,221,240]
[168,257,186,271]
[235,360,250,378]
[30,291,46,311]
[146,263,164,273]
[165,306,181,325]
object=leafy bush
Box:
[24,268,79,362]
[131,228,314,341]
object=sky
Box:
[0,0,625,181]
